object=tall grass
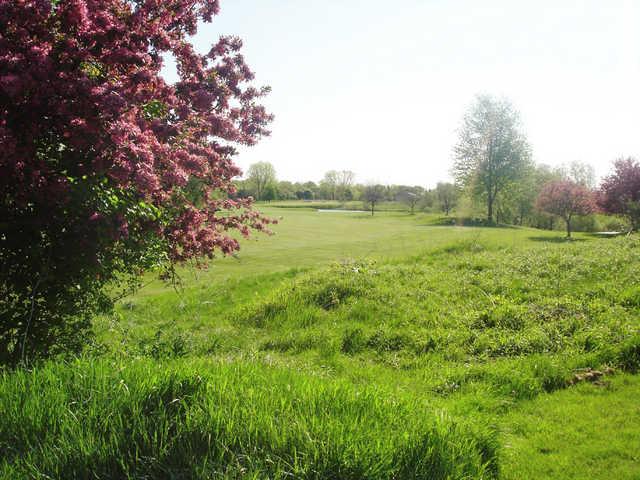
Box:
[0,357,498,479]
[225,236,640,401]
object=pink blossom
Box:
[1,0,274,264]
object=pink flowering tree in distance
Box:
[599,157,640,232]
[0,0,274,364]
[535,180,597,238]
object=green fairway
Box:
[4,207,640,479]
[138,207,564,296]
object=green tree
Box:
[295,181,318,200]
[320,170,356,201]
[421,189,436,211]
[453,95,531,222]
[435,183,458,216]
[277,181,297,200]
[362,184,386,216]
[263,184,278,202]
[336,170,356,201]
[247,162,277,201]
[396,186,425,214]
[320,170,339,200]
[563,161,596,188]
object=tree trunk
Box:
[371,203,374,216]
[565,216,572,238]
[487,195,493,223]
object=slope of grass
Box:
[103,235,640,401]
[4,206,640,478]
[227,236,640,406]
[0,357,497,480]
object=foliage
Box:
[435,182,458,216]
[600,157,640,231]
[0,0,274,364]
[396,186,424,214]
[320,170,356,201]
[246,161,277,201]
[453,95,532,222]
[536,180,597,237]
[561,160,596,188]
[273,180,297,200]
[362,184,386,215]
[516,163,563,228]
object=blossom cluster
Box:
[0,0,274,262]
[599,158,640,228]
[535,180,597,221]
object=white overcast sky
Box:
[164,0,640,187]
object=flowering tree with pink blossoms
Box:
[0,0,273,364]
[599,157,640,232]
[535,180,597,238]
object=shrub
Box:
[0,1,272,365]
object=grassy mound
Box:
[0,357,497,480]
[229,236,640,402]
[7,215,638,479]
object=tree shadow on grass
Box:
[585,232,627,239]
[420,217,519,229]
[528,236,587,243]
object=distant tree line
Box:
[452,94,639,235]
[238,95,639,234]
[236,158,639,234]
[234,166,461,216]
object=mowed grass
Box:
[3,206,640,479]
[501,374,640,480]
[136,207,554,297]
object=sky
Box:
[164,0,640,187]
